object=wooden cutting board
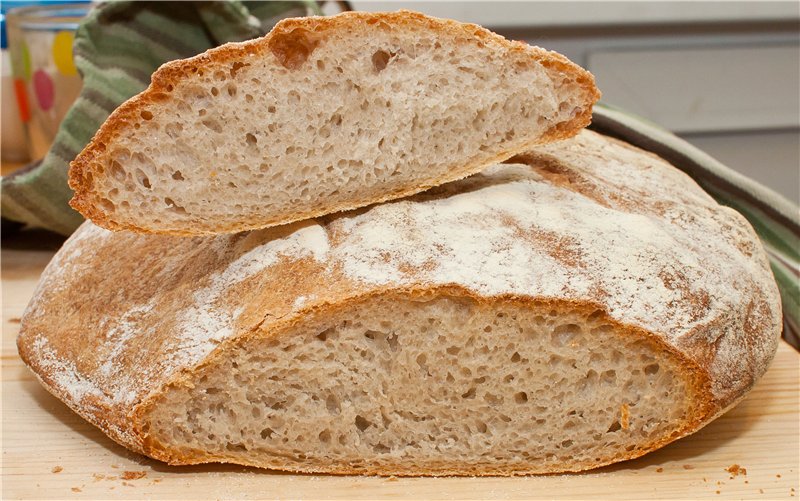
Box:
[2,240,798,500]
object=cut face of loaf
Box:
[20,131,780,475]
[142,294,706,474]
[68,10,599,235]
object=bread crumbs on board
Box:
[726,464,747,477]
[51,466,63,473]
[71,487,81,493]
[122,470,147,480]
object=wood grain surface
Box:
[2,242,798,500]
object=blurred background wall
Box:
[347,1,800,203]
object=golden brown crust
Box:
[22,130,779,476]
[67,9,600,236]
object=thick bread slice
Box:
[68,10,599,236]
[21,131,780,475]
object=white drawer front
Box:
[588,45,800,133]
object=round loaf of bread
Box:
[18,130,781,475]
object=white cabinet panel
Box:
[587,45,800,133]
[349,1,799,28]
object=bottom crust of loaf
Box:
[133,290,712,475]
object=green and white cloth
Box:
[1,2,797,347]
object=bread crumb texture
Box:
[22,131,780,475]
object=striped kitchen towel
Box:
[1,4,797,348]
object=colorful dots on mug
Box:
[20,42,32,81]
[53,31,78,76]
[33,70,55,111]
[14,79,31,122]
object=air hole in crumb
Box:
[588,309,604,321]
[354,415,371,432]
[110,161,126,182]
[165,122,183,138]
[644,363,660,375]
[140,110,153,120]
[202,119,222,133]
[135,169,151,189]
[172,171,184,180]
[514,392,528,404]
[226,84,237,97]
[210,87,219,97]
[245,94,254,103]
[325,394,340,414]
[245,133,257,146]
[98,198,115,212]
[552,324,581,347]
[318,430,331,443]
[607,421,622,433]
[230,61,247,77]
[260,428,274,439]
[461,387,476,399]
[268,105,276,113]
[372,49,392,71]
[511,352,521,362]
[268,28,319,70]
